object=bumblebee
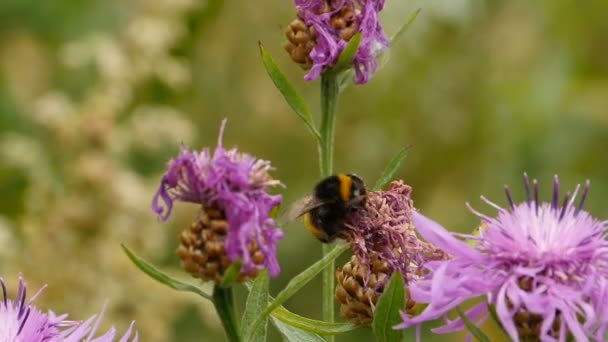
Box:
[283,174,367,242]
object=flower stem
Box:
[319,73,340,341]
[320,74,339,177]
[213,286,241,342]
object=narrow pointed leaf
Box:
[259,42,320,141]
[122,244,212,300]
[242,270,269,342]
[373,146,410,190]
[247,243,350,340]
[332,33,362,73]
[456,306,491,342]
[243,283,356,336]
[272,306,356,335]
[271,317,325,342]
[220,260,242,288]
[373,272,405,342]
[389,8,422,43]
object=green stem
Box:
[320,75,339,177]
[319,74,340,342]
[213,286,241,342]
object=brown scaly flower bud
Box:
[336,255,417,326]
[284,1,359,70]
[284,18,316,69]
[176,208,266,284]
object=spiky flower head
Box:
[0,276,137,341]
[284,0,389,84]
[343,180,447,286]
[396,174,608,342]
[152,119,284,279]
[335,181,447,325]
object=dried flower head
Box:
[335,181,447,325]
[152,119,284,279]
[343,181,448,286]
[285,0,389,84]
[0,276,137,341]
[396,175,608,342]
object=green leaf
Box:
[242,271,269,342]
[373,272,405,342]
[246,243,350,341]
[259,42,321,141]
[332,33,362,73]
[220,260,242,288]
[121,244,212,300]
[389,8,422,44]
[243,282,356,336]
[372,146,410,190]
[456,306,491,342]
[272,306,356,335]
[271,317,325,342]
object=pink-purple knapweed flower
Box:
[396,174,608,341]
[343,180,447,287]
[152,119,284,277]
[1,276,137,342]
[290,0,389,84]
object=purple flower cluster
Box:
[152,119,284,277]
[0,276,137,342]
[343,181,447,287]
[295,0,389,84]
[397,175,608,341]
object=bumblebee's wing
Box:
[280,195,327,224]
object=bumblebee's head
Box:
[349,174,366,198]
[314,174,367,204]
[346,174,367,207]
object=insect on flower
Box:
[282,173,367,243]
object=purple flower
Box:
[152,119,284,277]
[294,0,389,84]
[395,175,608,341]
[0,276,137,341]
[343,181,448,288]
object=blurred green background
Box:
[0,0,607,341]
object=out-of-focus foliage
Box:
[0,0,606,341]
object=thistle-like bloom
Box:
[152,119,284,278]
[343,180,447,284]
[335,181,447,325]
[0,276,137,341]
[285,0,389,84]
[396,175,608,342]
